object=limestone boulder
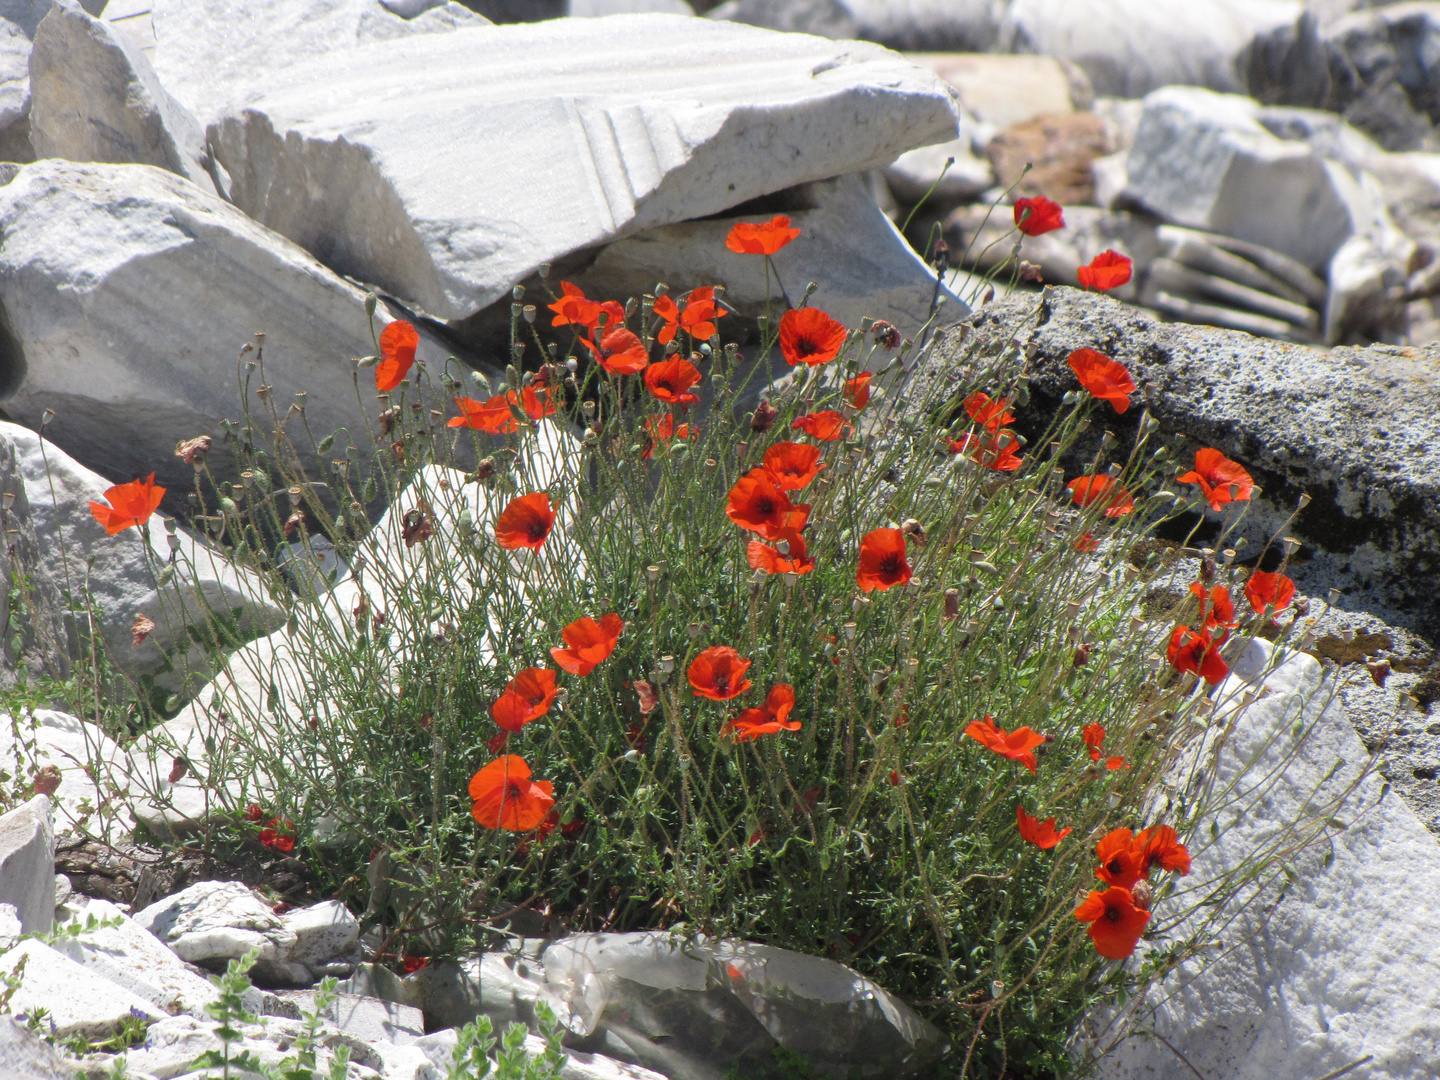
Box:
[569,0,693,13]
[203,15,962,321]
[0,1015,72,1080]
[148,0,488,123]
[0,938,165,1038]
[28,0,213,191]
[568,173,964,336]
[907,53,1092,130]
[0,160,476,493]
[1122,85,1398,274]
[1091,640,1440,1079]
[3,422,286,700]
[1325,2,1440,151]
[0,794,53,935]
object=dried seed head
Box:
[944,588,961,620]
[658,655,675,674]
[175,435,212,465]
[751,399,779,433]
[1129,880,1153,911]
[1073,643,1092,667]
[1340,625,1356,643]
[646,564,661,583]
[475,456,496,481]
[842,622,857,642]
[687,622,702,640]
[871,320,901,350]
[900,519,927,546]
[1293,596,1310,616]
[1367,659,1390,687]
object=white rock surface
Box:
[2,421,286,700]
[120,1013,299,1079]
[0,794,53,935]
[204,15,962,320]
[50,896,220,1017]
[414,1029,669,1080]
[133,880,297,965]
[884,137,995,206]
[0,1014,78,1080]
[282,899,360,968]
[999,0,1304,99]
[1094,639,1440,1080]
[571,173,963,335]
[0,161,470,492]
[148,0,488,122]
[708,0,1006,52]
[326,992,423,1044]
[28,0,213,191]
[0,16,29,132]
[569,0,693,14]
[0,708,130,836]
[0,937,165,1037]
[1122,85,1393,273]
[0,901,20,950]
[906,52,1087,130]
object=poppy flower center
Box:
[1107,858,1125,876]
[506,781,526,799]
[879,554,903,576]
[797,336,819,356]
[527,519,548,541]
[1104,905,1124,924]
[754,495,776,515]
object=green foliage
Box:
[446,1001,567,1080]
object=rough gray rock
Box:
[3,421,286,701]
[133,880,306,984]
[204,15,961,321]
[281,899,360,968]
[1090,640,1440,1080]
[0,794,53,935]
[935,287,1440,632]
[569,0,693,14]
[0,425,70,688]
[1325,2,1440,151]
[148,0,488,123]
[0,160,473,493]
[28,0,214,191]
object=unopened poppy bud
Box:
[356,354,378,369]
[944,588,960,619]
[1130,880,1153,911]
[1367,659,1390,687]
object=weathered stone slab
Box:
[133,880,297,966]
[282,900,360,968]
[708,0,1005,52]
[50,896,220,1017]
[204,15,962,320]
[1089,639,1440,1080]
[0,794,53,935]
[0,161,471,493]
[0,938,165,1038]
[0,1014,73,1080]
[930,287,1440,630]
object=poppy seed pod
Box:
[1340,626,1356,643]
[646,565,661,583]
[658,655,675,674]
[523,305,536,324]
[944,589,961,619]
[1129,880,1153,911]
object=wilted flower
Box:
[725,684,801,741]
[175,436,212,465]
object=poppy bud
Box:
[364,292,378,316]
[751,400,778,433]
[944,589,960,620]
[1130,880,1153,911]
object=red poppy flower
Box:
[90,474,166,536]
[1094,828,1145,889]
[519,385,556,422]
[725,215,800,255]
[259,818,295,853]
[1167,624,1230,685]
[550,614,623,676]
[654,287,725,344]
[1067,349,1136,414]
[1077,250,1133,291]
[950,431,1023,472]
[1189,582,1237,630]
[856,528,912,592]
[1244,570,1296,615]
[1074,887,1150,959]
[401,955,429,973]
[725,684,800,742]
[1067,475,1134,516]
[1082,722,1128,770]
[964,391,1015,431]
[449,394,519,433]
[1135,825,1192,877]
[778,308,848,367]
[584,327,649,375]
[790,410,850,441]
[726,468,810,540]
[1016,804,1072,849]
[643,355,702,405]
[688,645,753,701]
[1177,448,1254,512]
[1013,196,1065,236]
[491,667,560,731]
[494,492,555,550]
[242,804,264,822]
[548,282,623,331]
[762,441,825,490]
[1073,531,1099,552]
[468,755,555,831]
[641,414,696,459]
[845,372,873,410]
[747,526,815,575]
[376,320,419,392]
[964,715,1046,774]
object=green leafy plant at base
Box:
[446,1001,567,1080]
[104,224,1389,1078]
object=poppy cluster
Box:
[1074,826,1190,959]
[950,391,1024,471]
[449,386,553,433]
[244,806,296,852]
[1167,581,1237,685]
[654,287,724,345]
